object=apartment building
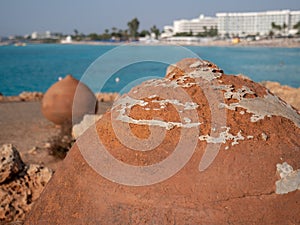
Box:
[217,10,300,36]
[172,15,218,34]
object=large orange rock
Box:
[26,59,300,224]
[41,75,97,125]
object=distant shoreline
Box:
[62,38,300,48]
[1,38,300,48]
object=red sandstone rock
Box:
[41,75,97,125]
[25,59,300,224]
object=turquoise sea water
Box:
[0,44,299,96]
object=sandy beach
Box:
[67,38,300,48]
[0,100,113,171]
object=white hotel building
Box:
[173,15,218,34]
[161,15,217,38]
[217,10,300,37]
[162,10,300,39]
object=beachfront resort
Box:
[1,9,300,46]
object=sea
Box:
[0,44,299,96]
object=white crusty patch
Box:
[199,127,245,147]
[276,162,300,194]
[152,99,199,110]
[112,95,201,130]
[220,92,300,128]
[213,85,254,100]
[189,69,222,81]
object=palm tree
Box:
[293,21,300,34]
[282,22,288,35]
[150,25,160,39]
[127,18,140,40]
[271,22,281,31]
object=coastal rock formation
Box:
[19,91,43,101]
[25,59,300,224]
[0,144,25,184]
[0,144,52,223]
[41,75,97,125]
[261,81,300,111]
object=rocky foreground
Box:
[0,144,52,222]
[24,58,300,224]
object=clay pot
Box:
[41,75,97,125]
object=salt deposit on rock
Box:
[0,144,52,223]
[25,58,300,224]
[276,162,300,194]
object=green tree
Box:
[139,30,150,37]
[110,27,118,37]
[271,22,281,31]
[282,23,287,30]
[293,21,300,29]
[74,29,79,36]
[207,26,218,37]
[127,17,140,40]
[150,25,160,39]
[111,27,117,33]
[88,33,100,40]
[293,21,300,34]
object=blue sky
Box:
[1,0,299,36]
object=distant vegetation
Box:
[174,26,218,37]
[294,21,300,34]
[3,18,300,44]
[83,17,161,41]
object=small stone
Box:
[0,144,25,184]
[44,142,51,148]
[261,132,268,141]
[28,147,37,154]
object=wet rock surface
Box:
[0,144,52,223]
[25,58,300,224]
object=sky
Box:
[0,0,300,37]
